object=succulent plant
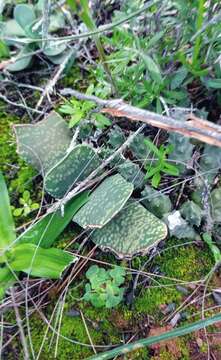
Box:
[1,3,70,71]
[198,144,221,184]
[73,174,134,228]
[164,210,199,240]
[90,201,167,259]
[210,188,221,223]
[14,112,72,173]
[167,133,194,173]
[118,160,145,189]
[192,144,221,208]
[129,133,150,161]
[180,200,202,227]
[45,144,101,198]
[108,125,126,149]
[141,185,172,218]
[14,111,101,198]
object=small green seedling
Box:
[83,265,126,308]
[11,190,39,217]
[59,85,111,129]
[59,98,95,128]
[202,233,221,265]
[144,138,179,188]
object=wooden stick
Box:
[60,88,221,148]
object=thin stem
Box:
[192,0,205,67]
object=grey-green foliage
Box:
[73,174,134,229]
[91,201,167,259]
[198,145,221,184]
[14,111,101,198]
[14,112,72,173]
[180,200,202,227]
[118,160,145,189]
[210,188,221,223]
[192,145,221,206]
[108,125,126,149]
[141,185,172,218]
[1,3,70,71]
[45,144,100,198]
[129,133,150,160]
[164,210,199,240]
[167,133,194,173]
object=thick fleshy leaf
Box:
[13,112,72,173]
[4,19,26,38]
[6,46,32,72]
[8,244,76,279]
[0,172,16,251]
[91,202,167,258]
[73,175,134,229]
[45,145,101,199]
[14,4,36,31]
[18,191,89,248]
[0,267,16,300]
[43,40,67,56]
[47,48,74,65]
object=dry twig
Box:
[60,88,221,148]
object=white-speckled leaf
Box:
[13,112,72,173]
[91,202,167,259]
[73,174,134,229]
[45,145,101,199]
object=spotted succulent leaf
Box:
[73,174,134,229]
[180,200,202,227]
[210,188,221,222]
[45,145,101,198]
[13,112,72,173]
[90,202,167,259]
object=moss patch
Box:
[135,238,213,318]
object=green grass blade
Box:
[88,314,221,360]
[18,191,89,248]
[0,266,16,300]
[0,172,16,250]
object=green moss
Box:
[0,109,20,175]
[25,313,95,359]
[0,109,37,190]
[135,238,213,317]
[125,347,149,359]
[159,238,213,281]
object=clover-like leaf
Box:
[91,202,167,259]
[73,174,134,229]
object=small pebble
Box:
[66,308,80,317]
[213,291,221,305]
[170,313,181,327]
[176,285,189,295]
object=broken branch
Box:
[60,88,221,148]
